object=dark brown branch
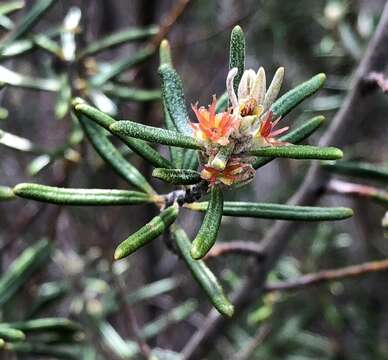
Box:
[203,241,265,261]
[363,71,388,93]
[234,324,271,360]
[265,259,388,292]
[327,178,388,203]
[150,0,192,49]
[182,2,388,359]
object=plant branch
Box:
[203,241,265,261]
[265,259,388,292]
[182,2,388,358]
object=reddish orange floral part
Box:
[257,111,289,145]
[201,160,253,186]
[191,95,239,146]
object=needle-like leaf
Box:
[114,205,179,260]
[253,115,325,169]
[190,186,223,259]
[13,183,157,205]
[322,160,388,184]
[186,201,353,221]
[78,113,156,194]
[78,25,158,59]
[271,73,326,118]
[172,225,234,317]
[152,168,201,185]
[229,25,245,95]
[249,144,343,160]
[159,64,192,136]
[110,120,201,150]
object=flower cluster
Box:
[191,66,288,186]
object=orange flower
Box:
[255,111,289,146]
[201,160,254,186]
[191,95,239,146]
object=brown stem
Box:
[234,323,272,360]
[265,258,388,292]
[182,2,388,359]
[150,0,192,49]
[113,275,152,359]
[203,241,265,261]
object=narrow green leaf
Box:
[26,281,69,318]
[190,186,223,260]
[159,39,172,66]
[78,113,156,194]
[74,100,173,169]
[322,160,388,184]
[249,145,343,160]
[187,201,353,221]
[271,73,326,118]
[96,321,138,359]
[182,149,199,170]
[215,92,228,113]
[152,168,201,185]
[210,143,234,170]
[253,115,325,169]
[55,74,71,119]
[91,46,154,87]
[0,65,60,91]
[0,129,41,153]
[0,326,25,342]
[0,185,16,201]
[79,25,158,58]
[172,225,234,317]
[0,39,33,58]
[110,120,201,149]
[140,300,197,339]
[0,1,25,17]
[4,318,81,334]
[0,0,56,48]
[0,239,51,306]
[34,34,62,57]
[158,64,192,136]
[102,84,161,102]
[3,343,78,360]
[163,97,184,167]
[114,206,179,260]
[125,278,179,306]
[13,183,156,206]
[0,15,14,31]
[229,25,245,95]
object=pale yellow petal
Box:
[263,67,284,110]
[252,67,266,105]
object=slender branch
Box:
[327,178,388,204]
[182,2,388,359]
[203,241,265,261]
[265,259,388,292]
[364,71,388,93]
[112,274,152,359]
[150,0,191,49]
[234,323,271,360]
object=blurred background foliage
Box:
[0,0,388,359]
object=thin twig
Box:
[203,241,265,261]
[112,275,152,359]
[327,178,388,203]
[234,323,272,360]
[182,3,388,359]
[150,0,191,49]
[364,71,388,93]
[265,259,388,292]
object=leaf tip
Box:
[215,297,235,317]
[190,245,203,260]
